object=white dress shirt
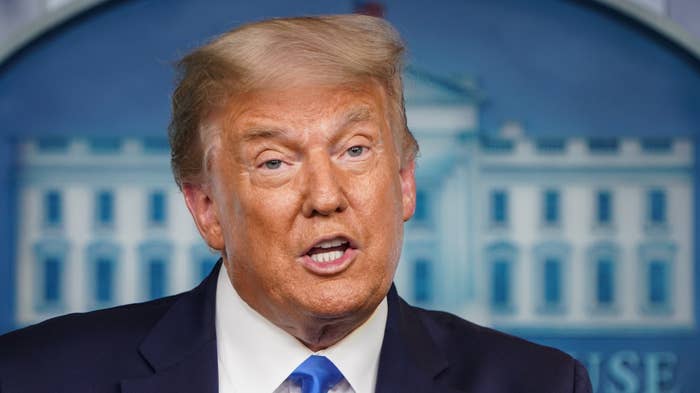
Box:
[215,264,388,393]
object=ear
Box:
[182,183,225,251]
[399,159,417,222]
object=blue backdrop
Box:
[1,1,698,392]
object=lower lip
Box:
[299,247,358,275]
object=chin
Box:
[296,282,383,321]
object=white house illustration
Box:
[14,68,695,333]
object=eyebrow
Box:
[342,106,372,126]
[238,105,374,143]
[240,127,290,143]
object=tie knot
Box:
[290,355,344,393]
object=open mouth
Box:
[306,238,350,263]
[299,235,358,275]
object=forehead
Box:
[221,80,391,135]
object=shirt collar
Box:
[215,263,387,393]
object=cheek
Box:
[227,185,302,252]
[349,164,405,242]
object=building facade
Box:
[15,137,217,325]
[14,70,695,335]
[400,109,694,332]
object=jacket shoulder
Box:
[0,295,178,390]
[413,306,592,393]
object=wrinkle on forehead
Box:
[203,79,403,169]
[237,104,373,146]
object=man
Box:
[0,15,592,393]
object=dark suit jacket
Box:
[0,261,591,392]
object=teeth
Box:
[310,250,344,263]
[316,239,348,249]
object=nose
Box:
[301,153,349,217]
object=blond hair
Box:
[168,14,418,188]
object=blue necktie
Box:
[289,355,344,393]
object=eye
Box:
[263,159,283,170]
[347,146,365,157]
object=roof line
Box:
[405,65,483,101]
[592,0,700,59]
[1,0,700,67]
[0,0,109,66]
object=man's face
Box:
[186,79,415,342]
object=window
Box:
[535,138,566,153]
[413,259,432,303]
[87,242,120,307]
[490,190,508,226]
[492,259,511,309]
[95,191,114,226]
[641,138,672,153]
[543,258,562,307]
[587,242,619,312]
[148,258,167,300]
[43,257,62,303]
[543,190,560,226]
[44,190,62,227]
[139,241,172,300]
[95,257,115,303]
[595,257,615,306]
[149,191,167,226]
[648,189,667,225]
[198,257,217,281]
[588,138,619,153]
[485,242,517,312]
[413,190,429,223]
[639,242,675,314]
[191,244,219,285]
[648,260,669,307]
[33,239,69,311]
[534,242,570,313]
[596,190,613,226]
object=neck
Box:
[226,265,377,353]
[255,294,377,352]
[291,311,374,352]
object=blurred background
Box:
[1,0,699,392]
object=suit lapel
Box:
[375,286,463,393]
[121,260,222,393]
[120,267,461,393]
